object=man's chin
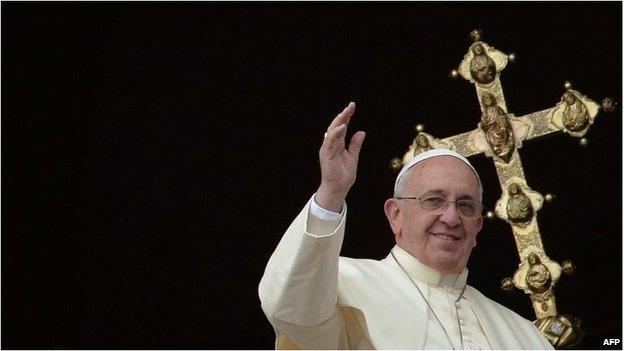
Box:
[428,250,465,273]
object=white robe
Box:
[259,197,553,349]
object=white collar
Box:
[390,245,468,290]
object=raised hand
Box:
[315,102,366,212]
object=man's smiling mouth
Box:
[430,232,461,241]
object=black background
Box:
[3,2,622,349]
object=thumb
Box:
[348,131,366,160]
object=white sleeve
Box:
[310,194,344,221]
[306,193,345,236]
[258,195,349,348]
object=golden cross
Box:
[392,29,616,349]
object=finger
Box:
[340,101,356,128]
[324,123,347,148]
[327,102,356,132]
[347,131,366,160]
[321,124,347,156]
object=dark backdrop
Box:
[3,2,621,349]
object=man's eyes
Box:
[423,197,445,205]
[458,201,475,209]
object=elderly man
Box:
[259,102,553,349]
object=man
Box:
[259,102,553,349]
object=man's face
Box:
[386,156,483,274]
[472,44,484,55]
[476,66,495,83]
[482,93,494,107]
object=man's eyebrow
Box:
[422,189,477,200]
[457,194,477,201]
[421,189,445,196]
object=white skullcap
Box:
[394,148,483,197]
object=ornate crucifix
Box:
[392,29,616,348]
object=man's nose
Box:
[438,202,462,227]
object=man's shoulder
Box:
[466,285,554,348]
[338,255,394,278]
[466,285,535,326]
[335,255,399,308]
[339,255,389,267]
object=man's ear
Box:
[384,198,402,237]
[475,215,483,232]
[473,215,484,247]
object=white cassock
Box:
[259,196,554,350]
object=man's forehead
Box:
[410,155,475,174]
[407,157,481,192]
[394,149,483,198]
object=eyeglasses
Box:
[395,195,483,219]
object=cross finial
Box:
[469,28,483,42]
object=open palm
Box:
[316,102,366,212]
